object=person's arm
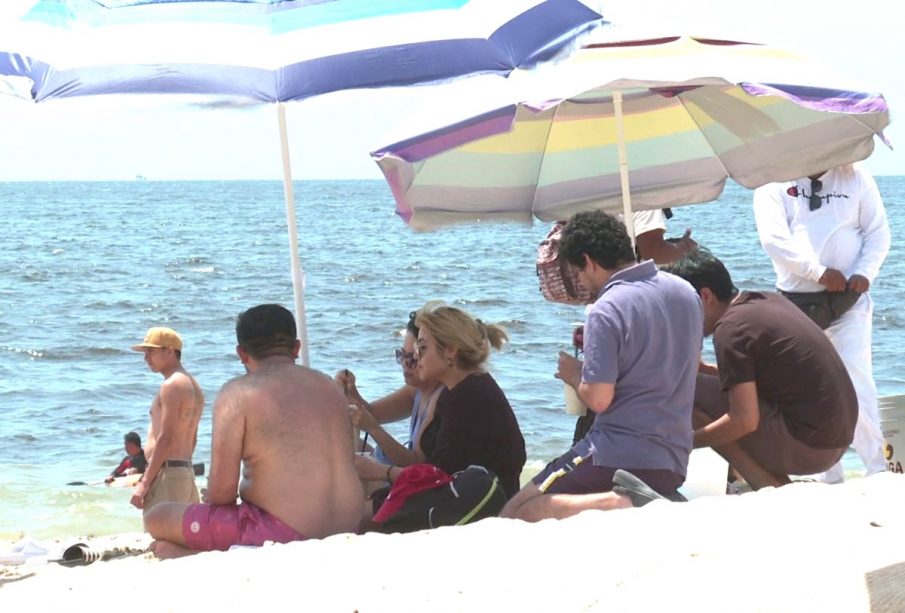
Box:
[577,381,615,413]
[850,171,890,289]
[556,351,616,413]
[111,457,129,478]
[566,307,622,413]
[351,404,422,466]
[353,453,398,483]
[363,386,418,424]
[205,381,244,505]
[698,361,718,376]
[131,379,187,509]
[635,228,696,265]
[753,185,827,283]
[693,381,760,448]
[337,369,417,424]
[106,457,129,483]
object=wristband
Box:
[386,465,393,483]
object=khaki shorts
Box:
[695,373,845,476]
[143,465,200,516]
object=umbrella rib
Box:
[847,115,893,149]
[530,104,562,221]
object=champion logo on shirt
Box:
[786,184,849,205]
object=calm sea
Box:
[2,178,903,541]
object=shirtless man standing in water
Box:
[130,327,204,516]
[145,304,364,558]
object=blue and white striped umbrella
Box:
[0,0,604,365]
[1,0,604,102]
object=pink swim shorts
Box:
[182,501,306,551]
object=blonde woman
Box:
[355,303,526,501]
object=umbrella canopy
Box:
[0,0,604,102]
[371,36,891,231]
[0,0,604,365]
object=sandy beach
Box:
[2,473,903,612]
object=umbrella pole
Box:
[613,91,635,248]
[277,103,310,367]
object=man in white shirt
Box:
[753,164,890,482]
[628,209,696,264]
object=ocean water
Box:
[1,178,903,541]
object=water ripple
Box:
[2,178,905,538]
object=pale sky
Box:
[0,0,901,181]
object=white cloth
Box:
[819,294,886,480]
[753,165,890,479]
[617,209,667,238]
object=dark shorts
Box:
[695,373,846,476]
[182,500,306,552]
[531,439,683,497]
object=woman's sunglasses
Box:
[395,348,417,367]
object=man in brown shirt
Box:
[664,249,857,489]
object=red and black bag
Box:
[371,464,507,534]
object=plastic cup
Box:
[563,382,587,416]
[678,448,729,499]
[348,404,362,447]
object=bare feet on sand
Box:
[150,540,197,560]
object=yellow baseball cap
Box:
[131,327,183,351]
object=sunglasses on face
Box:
[809,178,824,211]
[395,348,417,367]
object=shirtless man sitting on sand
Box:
[145,304,364,558]
[130,327,204,515]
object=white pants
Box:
[815,293,887,483]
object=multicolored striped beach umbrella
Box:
[371,36,891,232]
[0,0,604,365]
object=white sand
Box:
[2,473,903,612]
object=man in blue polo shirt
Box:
[502,211,703,521]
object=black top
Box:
[420,372,526,498]
[111,450,147,477]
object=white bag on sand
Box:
[0,537,49,566]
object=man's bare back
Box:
[206,359,363,538]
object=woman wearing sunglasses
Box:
[355,303,526,502]
[336,309,443,469]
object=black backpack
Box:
[376,465,507,534]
